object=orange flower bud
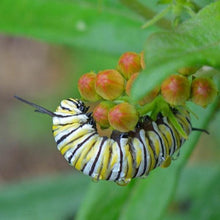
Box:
[178,66,199,76]
[140,51,146,70]
[161,74,190,105]
[95,69,125,100]
[191,77,218,107]
[117,52,142,79]
[93,101,114,129]
[125,72,139,96]
[108,102,139,132]
[78,72,100,102]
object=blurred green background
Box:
[0,0,219,220]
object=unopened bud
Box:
[191,77,218,107]
[125,72,139,96]
[95,69,125,100]
[108,102,139,132]
[93,101,114,129]
[117,52,142,79]
[178,66,199,76]
[78,72,100,102]
[161,74,190,105]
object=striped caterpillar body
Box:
[52,98,192,185]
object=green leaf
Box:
[131,1,220,101]
[163,165,220,220]
[0,0,158,55]
[0,173,90,220]
[76,98,218,220]
[157,0,172,4]
[186,172,220,220]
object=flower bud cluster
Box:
[77,52,145,132]
[161,74,218,107]
[78,52,218,132]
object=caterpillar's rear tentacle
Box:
[192,127,209,135]
[53,98,192,185]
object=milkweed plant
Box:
[2,0,220,220]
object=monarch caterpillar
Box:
[15,96,205,185]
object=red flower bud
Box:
[178,66,199,76]
[78,72,100,102]
[93,101,114,129]
[117,52,142,79]
[161,74,190,105]
[108,102,139,132]
[95,69,125,100]
[191,77,218,107]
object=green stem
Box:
[137,96,164,116]
[167,108,188,139]
[114,96,130,104]
[183,5,196,17]
[142,5,172,29]
[120,0,172,29]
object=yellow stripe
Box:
[145,138,156,171]
[148,131,160,158]
[53,123,79,137]
[100,141,111,180]
[133,138,142,168]
[158,125,170,156]
[74,138,96,170]
[110,142,119,170]
[125,144,133,179]
[158,124,173,154]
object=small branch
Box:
[120,0,172,29]
[142,5,172,29]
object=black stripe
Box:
[106,147,113,180]
[54,112,85,118]
[138,133,147,177]
[89,137,107,176]
[67,98,78,106]
[115,140,123,181]
[152,125,165,158]
[67,132,96,164]
[159,128,169,155]
[131,141,139,178]
[146,133,158,169]
[185,116,191,126]
[56,124,83,145]
[53,123,75,129]
[75,133,97,166]
[127,142,135,178]
[162,119,176,155]
[81,163,87,172]
[60,103,72,111]
[106,170,113,180]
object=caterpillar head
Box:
[58,98,89,114]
